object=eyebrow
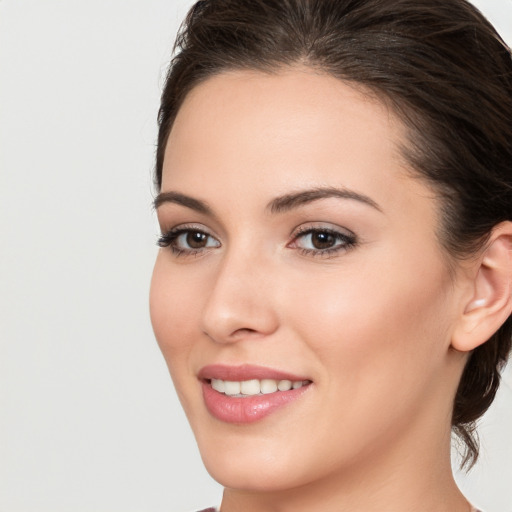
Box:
[153,191,213,215]
[153,186,382,215]
[268,186,383,214]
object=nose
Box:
[200,249,279,344]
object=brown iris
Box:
[187,231,208,249]
[311,231,336,249]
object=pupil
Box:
[187,231,207,248]
[312,232,335,249]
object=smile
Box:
[209,378,310,396]
[198,365,312,423]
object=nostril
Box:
[234,328,258,335]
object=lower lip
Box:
[201,381,311,424]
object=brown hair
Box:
[156,0,512,467]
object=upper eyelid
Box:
[159,222,357,248]
[161,223,217,237]
[158,224,219,243]
[158,216,225,238]
[161,223,355,238]
[291,229,356,245]
[291,223,356,238]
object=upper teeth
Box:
[211,378,308,396]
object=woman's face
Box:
[150,68,466,492]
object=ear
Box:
[451,221,512,352]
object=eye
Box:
[157,226,221,256]
[289,226,356,257]
[301,231,338,250]
[176,231,214,249]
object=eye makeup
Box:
[288,225,357,259]
[157,222,357,260]
[157,224,220,257]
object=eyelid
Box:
[157,219,222,240]
[288,222,358,257]
[290,222,356,239]
[159,222,214,235]
[157,223,221,255]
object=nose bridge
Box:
[200,242,278,343]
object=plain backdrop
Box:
[1,1,511,511]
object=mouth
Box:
[198,365,313,424]
[205,377,311,397]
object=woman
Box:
[149,0,512,510]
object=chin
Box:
[193,426,306,491]
[202,453,305,492]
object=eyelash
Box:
[157,226,219,257]
[289,226,357,258]
[157,225,357,258]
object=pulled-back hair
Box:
[155,0,512,467]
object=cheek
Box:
[270,255,455,466]
[149,255,199,373]
[283,251,454,397]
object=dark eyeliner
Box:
[291,226,357,258]
[157,228,188,257]
[157,228,184,248]
[157,225,219,257]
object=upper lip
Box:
[198,364,310,382]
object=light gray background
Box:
[0,1,511,511]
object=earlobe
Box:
[451,222,512,352]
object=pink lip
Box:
[198,364,312,424]
[198,364,309,382]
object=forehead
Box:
[162,67,433,218]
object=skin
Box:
[150,67,477,512]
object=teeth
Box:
[210,378,308,396]
[261,379,278,394]
[277,379,292,391]
[224,381,241,396]
[211,378,225,393]
[240,379,260,395]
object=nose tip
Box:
[200,260,279,344]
